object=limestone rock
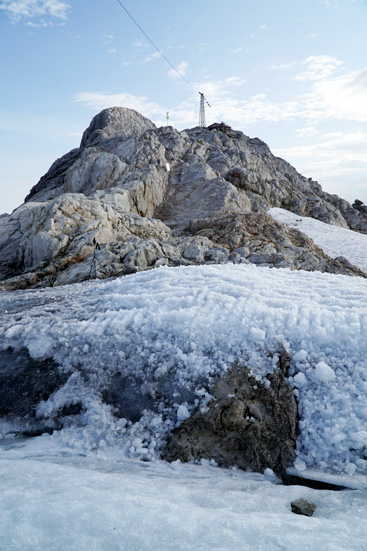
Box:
[1,106,367,291]
[192,212,366,276]
[24,148,80,203]
[0,193,171,289]
[80,106,156,148]
[163,349,298,479]
[291,498,317,517]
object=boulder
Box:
[291,498,317,517]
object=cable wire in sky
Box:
[114,0,219,122]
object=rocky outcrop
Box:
[163,349,298,479]
[1,106,367,291]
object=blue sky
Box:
[1,0,367,214]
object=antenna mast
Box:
[199,92,206,127]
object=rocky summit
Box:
[1,106,367,291]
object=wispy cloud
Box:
[254,58,367,124]
[269,62,297,70]
[132,40,149,50]
[273,130,367,198]
[168,61,189,80]
[0,0,70,21]
[142,51,162,64]
[294,55,343,81]
[26,17,63,27]
[302,69,367,122]
[296,126,319,138]
[322,0,365,9]
[305,32,319,39]
[76,58,367,130]
[73,91,164,119]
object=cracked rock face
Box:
[1,106,367,291]
[163,349,299,479]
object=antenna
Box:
[199,92,206,127]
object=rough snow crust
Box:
[1,263,367,475]
[269,207,367,273]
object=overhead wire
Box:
[114,0,217,119]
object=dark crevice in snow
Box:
[284,474,354,492]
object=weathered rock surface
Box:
[1,106,367,291]
[163,349,298,479]
[291,498,317,517]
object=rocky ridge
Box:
[1,106,367,291]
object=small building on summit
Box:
[208,122,232,135]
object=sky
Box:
[1,0,367,214]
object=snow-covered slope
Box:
[269,207,367,273]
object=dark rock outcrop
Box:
[163,349,298,479]
[0,347,68,432]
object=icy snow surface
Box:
[0,451,366,551]
[1,263,367,475]
[269,206,367,273]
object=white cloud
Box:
[201,65,367,126]
[295,55,343,81]
[302,69,367,122]
[142,51,162,64]
[108,48,117,54]
[26,17,60,27]
[73,63,367,144]
[322,0,341,8]
[273,130,367,200]
[168,61,189,80]
[132,40,149,50]
[0,0,70,21]
[269,62,296,71]
[296,126,318,137]
[322,0,365,9]
[73,91,164,119]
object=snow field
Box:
[0,455,366,551]
[1,262,367,474]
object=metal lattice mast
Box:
[199,92,206,127]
